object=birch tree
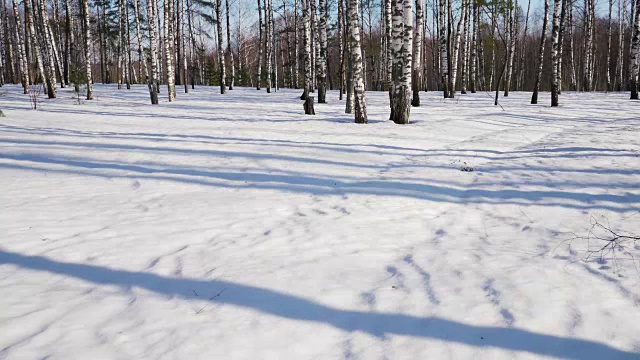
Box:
[226,0,235,89]
[301,0,312,100]
[81,0,93,99]
[147,0,160,103]
[630,0,640,99]
[503,1,516,97]
[347,0,367,122]
[411,0,423,106]
[11,0,29,94]
[439,0,449,97]
[257,0,263,90]
[317,0,328,102]
[550,0,562,106]
[390,0,413,123]
[450,0,467,98]
[215,0,226,93]
[531,0,548,104]
[265,0,272,92]
[165,0,176,99]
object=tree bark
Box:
[550,0,562,106]
[630,0,640,99]
[347,0,367,122]
[531,0,548,104]
[301,0,313,101]
[411,0,423,106]
[215,0,226,94]
[439,0,449,97]
[257,0,263,89]
[81,0,93,99]
[316,0,327,102]
[391,0,413,124]
[147,0,159,103]
[12,0,29,93]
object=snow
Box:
[0,84,639,359]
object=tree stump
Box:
[304,96,315,115]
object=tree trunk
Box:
[301,0,313,101]
[257,0,263,89]
[215,0,226,94]
[224,0,234,89]
[26,0,53,97]
[450,0,466,97]
[125,0,133,88]
[347,0,367,122]
[503,3,516,96]
[550,0,562,106]
[133,0,148,83]
[469,0,477,93]
[517,0,531,90]
[316,0,327,102]
[630,0,640,99]
[391,0,413,124]
[11,0,29,93]
[181,0,189,92]
[81,0,93,100]
[147,0,159,103]
[568,4,577,90]
[606,0,613,91]
[165,0,176,99]
[411,0,423,106]
[531,0,548,104]
[460,0,470,94]
[439,0,448,97]
[583,0,593,91]
[266,0,273,92]
[294,0,299,88]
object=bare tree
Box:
[347,0,367,122]
[147,0,160,104]
[390,0,413,123]
[550,0,562,107]
[531,0,549,104]
[411,0,423,106]
[317,0,328,102]
[11,0,29,94]
[81,0,93,99]
[630,0,640,99]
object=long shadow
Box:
[0,125,637,163]
[2,153,639,211]
[0,250,636,359]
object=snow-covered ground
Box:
[1,84,639,359]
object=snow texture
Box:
[1,85,639,359]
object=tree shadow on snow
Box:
[0,250,637,359]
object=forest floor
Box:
[1,84,639,359]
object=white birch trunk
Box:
[531,0,548,104]
[226,0,234,89]
[133,0,148,82]
[317,0,327,102]
[257,0,263,89]
[164,0,176,99]
[301,0,312,99]
[12,0,29,93]
[550,0,561,106]
[347,0,367,122]
[391,0,412,123]
[147,0,159,103]
[81,0,93,99]
[630,0,640,98]
[450,0,466,97]
[411,0,422,106]
[215,0,225,93]
[265,0,272,92]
